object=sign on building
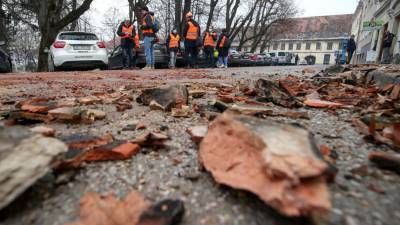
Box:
[362,19,385,31]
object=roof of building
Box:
[272,14,353,41]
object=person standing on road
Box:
[295,54,299,65]
[166,28,181,69]
[132,28,140,70]
[381,31,394,64]
[117,19,136,69]
[216,29,231,68]
[183,12,201,69]
[346,35,357,64]
[203,30,217,68]
[141,6,156,70]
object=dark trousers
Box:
[204,48,214,67]
[122,46,134,68]
[184,41,198,67]
[347,50,354,64]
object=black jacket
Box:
[383,32,394,48]
[216,33,230,57]
[347,38,357,51]
[117,22,136,48]
[183,19,201,41]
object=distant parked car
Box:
[48,31,108,71]
[229,50,241,59]
[108,42,169,69]
[0,41,12,73]
[298,59,308,65]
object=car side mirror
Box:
[0,41,5,46]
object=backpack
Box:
[153,17,160,33]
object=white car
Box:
[48,31,108,71]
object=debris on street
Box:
[64,191,150,225]
[186,125,208,143]
[369,151,400,174]
[0,126,67,210]
[199,113,331,217]
[1,65,400,225]
[137,85,189,111]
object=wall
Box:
[268,39,344,64]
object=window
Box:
[59,32,98,40]
[316,42,321,50]
[323,54,331,65]
[289,43,294,50]
[296,43,301,50]
[306,42,311,50]
[278,52,286,57]
[339,41,343,50]
[327,42,333,50]
[273,43,278,50]
[280,43,285,50]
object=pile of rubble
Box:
[1,64,400,225]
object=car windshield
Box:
[59,33,98,41]
[269,53,276,57]
[278,52,286,57]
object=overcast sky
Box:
[89,0,359,33]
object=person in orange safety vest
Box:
[166,28,181,69]
[183,12,201,68]
[216,29,231,68]
[203,30,218,67]
[117,19,137,69]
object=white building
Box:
[352,0,400,63]
[270,15,353,65]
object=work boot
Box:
[142,65,151,71]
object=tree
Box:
[3,0,95,71]
[102,7,121,50]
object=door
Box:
[378,23,389,61]
[323,54,331,65]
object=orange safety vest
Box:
[142,15,155,35]
[204,32,215,47]
[121,25,134,39]
[169,34,180,48]
[186,22,199,40]
[134,31,140,48]
[219,36,227,48]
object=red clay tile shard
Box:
[18,98,57,113]
[368,151,400,174]
[255,79,302,108]
[82,142,140,162]
[131,132,169,147]
[199,113,331,217]
[137,85,189,111]
[186,126,208,143]
[304,99,343,108]
[64,191,150,225]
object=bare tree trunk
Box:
[0,0,7,46]
[181,0,191,32]
[70,0,78,31]
[37,0,94,72]
[174,0,182,33]
[206,0,218,31]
